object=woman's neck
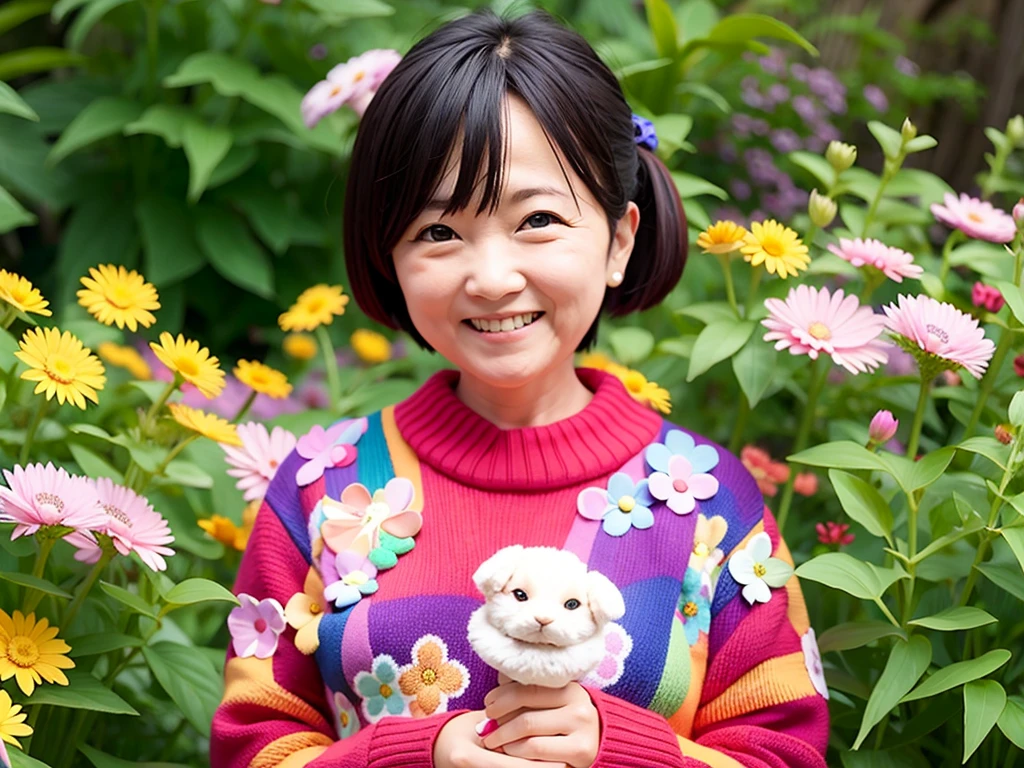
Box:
[454,359,593,429]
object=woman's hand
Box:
[481,681,600,768]
[433,711,570,768]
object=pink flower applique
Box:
[581,623,633,690]
[295,417,369,486]
[647,455,719,515]
[802,628,829,700]
[320,478,422,558]
[227,593,286,658]
[329,690,362,739]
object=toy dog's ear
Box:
[473,545,525,599]
[586,571,625,625]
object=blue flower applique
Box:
[678,567,712,646]
[646,429,719,476]
[577,471,655,537]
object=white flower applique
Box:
[727,531,793,605]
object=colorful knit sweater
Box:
[210,368,830,768]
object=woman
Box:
[210,9,829,768]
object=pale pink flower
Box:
[868,410,899,443]
[882,294,996,379]
[1013,199,1024,227]
[320,478,422,557]
[64,478,175,571]
[931,193,1016,243]
[827,238,923,283]
[301,79,354,129]
[648,456,719,515]
[221,423,297,502]
[762,285,890,374]
[228,594,286,659]
[0,463,105,540]
[301,49,401,127]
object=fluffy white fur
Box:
[467,545,625,688]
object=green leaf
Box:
[963,680,1006,762]
[195,207,275,299]
[909,607,997,631]
[161,459,213,489]
[817,621,906,653]
[0,80,39,121]
[68,442,124,484]
[7,747,53,768]
[912,512,985,564]
[877,446,955,494]
[230,186,293,254]
[788,441,888,472]
[998,696,1024,751]
[608,327,655,366]
[732,332,776,407]
[0,571,73,599]
[795,552,905,600]
[761,557,793,588]
[207,144,258,189]
[901,649,1012,703]
[1002,528,1024,576]
[994,280,1024,326]
[671,171,727,200]
[868,121,903,160]
[686,319,755,381]
[789,151,834,189]
[645,0,679,59]
[985,127,1010,154]
[67,0,135,50]
[163,577,239,608]
[182,118,232,203]
[957,436,1010,471]
[675,301,736,325]
[300,0,393,24]
[854,635,932,749]
[0,47,86,81]
[66,632,143,658]
[650,113,693,153]
[143,641,223,736]
[705,14,817,55]
[79,743,191,768]
[977,563,1024,602]
[904,135,937,154]
[1009,391,1024,428]
[0,183,36,232]
[15,669,138,715]
[828,470,893,542]
[99,580,157,618]
[68,424,163,472]
[136,196,206,287]
[52,0,89,21]
[123,104,189,147]
[48,97,142,167]
[0,1,50,36]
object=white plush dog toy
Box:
[467,545,625,735]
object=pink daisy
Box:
[882,294,996,379]
[827,238,923,283]
[326,49,401,115]
[930,193,1016,244]
[64,478,175,571]
[227,594,286,659]
[221,423,297,502]
[762,285,890,374]
[0,463,105,540]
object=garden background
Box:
[1,0,1024,766]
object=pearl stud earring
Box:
[609,271,623,287]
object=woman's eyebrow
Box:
[422,185,567,213]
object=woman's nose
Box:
[464,245,527,301]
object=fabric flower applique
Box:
[355,655,409,722]
[398,635,470,717]
[577,472,655,537]
[227,594,286,659]
[320,478,422,565]
[329,690,362,739]
[802,628,829,700]
[690,514,728,576]
[648,454,719,516]
[581,623,633,689]
[295,417,369,487]
[646,429,720,478]
[322,550,379,610]
[678,567,712,646]
[284,567,327,655]
[727,532,794,605]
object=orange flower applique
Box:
[398,635,469,716]
[284,567,327,655]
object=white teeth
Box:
[469,313,539,333]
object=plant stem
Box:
[152,435,199,480]
[905,376,932,459]
[19,397,48,464]
[143,377,179,436]
[232,390,258,423]
[22,536,57,614]
[860,156,901,237]
[62,551,114,631]
[937,230,965,286]
[959,446,1018,607]
[962,322,1016,440]
[716,253,740,318]
[728,390,750,455]
[1,304,16,329]
[744,266,763,318]
[316,325,342,413]
[776,356,830,533]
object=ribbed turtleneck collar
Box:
[393,368,662,491]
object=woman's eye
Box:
[512,589,529,602]
[564,599,581,610]
[418,224,456,242]
[522,212,562,230]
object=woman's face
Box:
[392,95,639,391]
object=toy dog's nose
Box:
[535,616,553,627]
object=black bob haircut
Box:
[342,8,688,351]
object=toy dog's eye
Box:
[512,589,529,602]
[564,599,581,610]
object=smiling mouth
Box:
[465,312,544,334]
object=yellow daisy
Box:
[168,403,241,446]
[234,360,293,399]
[740,220,810,278]
[97,341,152,381]
[149,332,225,399]
[696,221,748,254]
[278,285,349,332]
[76,264,160,331]
[283,332,318,361]
[0,269,51,317]
[0,609,75,697]
[350,329,392,364]
[578,351,613,371]
[15,327,106,409]
[0,689,32,749]
[619,369,672,415]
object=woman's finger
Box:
[462,741,568,768]
[485,683,573,720]
[500,735,592,767]
[482,707,571,750]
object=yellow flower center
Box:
[622,372,645,394]
[340,711,349,727]
[968,212,984,223]
[109,284,135,309]
[808,322,832,341]
[6,635,39,667]
[174,356,200,377]
[753,562,767,578]
[307,298,325,313]
[354,70,366,82]
[762,238,784,257]
[682,601,699,617]
[379,683,393,698]
[343,570,369,587]
[617,495,635,513]
[45,356,75,385]
[421,668,437,686]
[103,503,131,527]
[329,85,342,97]
[693,542,710,557]
[309,602,321,615]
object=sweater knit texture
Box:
[210,368,830,767]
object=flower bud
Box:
[995,424,1014,445]
[808,189,837,228]
[1007,115,1024,147]
[1014,198,1024,228]
[868,409,898,444]
[972,282,1005,313]
[901,117,917,142]
[1014,353,1024,378]
[825,141,857,173]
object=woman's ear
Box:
[472,545,525,598]
[606,201,640,286]
[586,570,625,625]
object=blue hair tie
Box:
[631,114,658,151]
